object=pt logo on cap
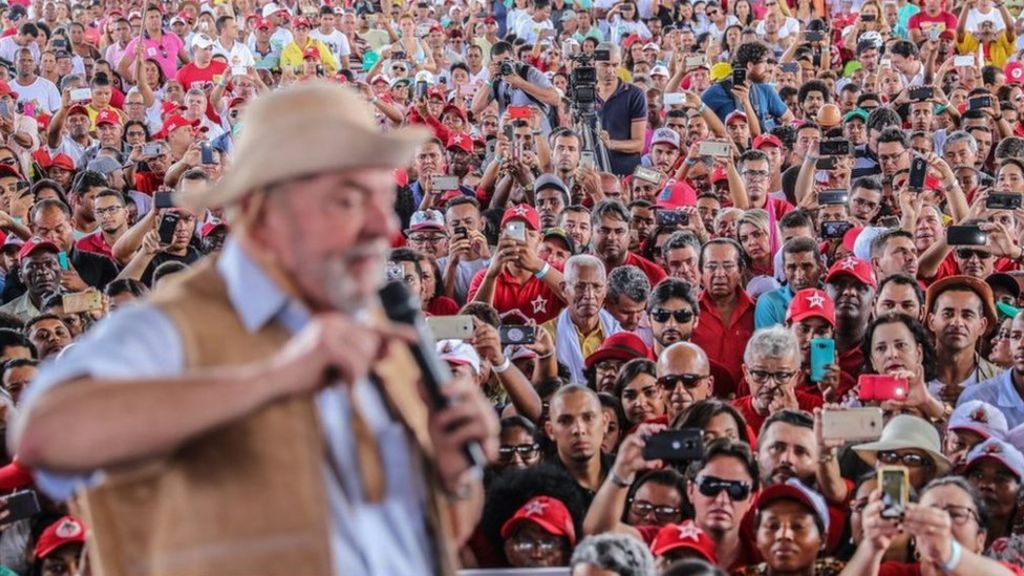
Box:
[805,293,825,309]
[983,443,1003,455]
[511,205,531,218]
[840,257,858,270]
[971,408,989,423]
[523,500,549,516]
[55,519,82,538]
[676,523,702,541]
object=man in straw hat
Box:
[12,81,500,576]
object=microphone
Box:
[378,281,487,476]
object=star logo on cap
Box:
[840,257,858,270]
[972,408,989,423]
[55,519,82,538]
[676,522,703,542]
[984,443,1003,455]
[524,499,549,516]
[453,134,466,146]
[512,205,530,217]
[806,293,826,309]
[532,295,548,313]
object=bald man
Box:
[657,342,714,421]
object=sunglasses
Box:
[955,248,993,260]
[878,451,932,468]
[629,499,682,522]
[658,373,709,391]
[650,308,694,323]
[697,476,751,501]
[498,443,540,460]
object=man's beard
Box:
[322,241,388,314]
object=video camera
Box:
[567,49,612,172]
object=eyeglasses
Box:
[697,476,751,501]
[511,536,562,554]
[940,505,979,526]
[94,206,123,216]
[629,499,682,522]
[498,443,540,460]
[650,308,694,323]
[658,373,710,392]
[955,248,993,260]
[746,369,796,384]
[742,170,770,180]
[408,234,446,244]
[877,451,932,468]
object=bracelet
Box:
[609,470,635,488]
[698,103,707,113]
[942,539,962,573]
[534,261,550,279]
[492,356,512,373]
[537,351,553,359]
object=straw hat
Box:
[176,81,431,212]
[853,415,952,475]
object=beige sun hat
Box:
[852,414,952,475]
[176,81,431,212]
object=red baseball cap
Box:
[501,204,541,231]
[18,236,59,262]
[49,153,75,172]
[292,16,311,28]
[483,16,497,23]
[227,96,247,109]
[200,220,228,238]
[0,81,18,99]
[500,496,576,546]
[584,332,651,370]
[0,164,21,179]
[160,100,186,118]
[710,166,728,184]
[35,516,87,559]
[725,110,747,125]
[255,17,272,30]
[825,256,877,289]
[303,46,321,61]
[655,181,697,209]
[446,132,472,153]
[155,114,201,139]
[786,288,836,327]
[66,104,89,117]
[753,133,783,149]
[650,520,717,564]
[442,104,466,122]
[95,109,121,127]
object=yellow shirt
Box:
[542,316,607,360]
[280,39,340,75]
[957,31,1014,68]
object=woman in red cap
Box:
[31,516,86,576]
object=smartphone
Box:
[809,337,835,383]
[69,87,92,102]
[507,106,532,120]
[821,407,884,442]
[425,315,475,340]
[732,67,747,86]
[928,26,940,41]
[459,83,476,97]
[453,225,468,240]
[594,48,611,61]
[634,166,662,184]
[819,138,852,156]
[142,143,163,158]
[315,64,325,77]
[858,374,909,402]
[200,143,214,165]
[52,38,67,49]
[946,225,987,246]
[154,191,174,209]
[503,124,515,143]
[861,13,877,21]
[699,140,731,157]
[2,490,40,523]
[685,55,706,67]
[908,155,928,190]
[954,55,975,68]
[663,92,685,106]
[909,86,934,101]
[57,251,69,271]
[821,220,854,240]
[385,262,404,282]
[816,156,838,170]
[580,151,596,169]
[878,216,901,228]
[781,62,800,74]
[499,324,537,345]
[642,429,704,461]
[656,209,688,226]
[415,80,428,99]
[806,30,824,42]
[0,101,9,118]
[431,175,460,190]
[158,212,181,245]
[505,220,526,241]
[62,289,103,314]
[969,95,993,111]
[392,51,407,61]
[879,466,909,519]
[818,189,848,205]
[987,193,1023,210]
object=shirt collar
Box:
[217,237,305,333]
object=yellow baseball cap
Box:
[710,62,733,82]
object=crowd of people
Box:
[0,0,1023,573]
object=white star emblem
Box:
[840,257,858,270]
[524,500,549,516]
[532,295,548,313]
[513,205,530,217]
[676,522,702,541]
[806,293,826,309]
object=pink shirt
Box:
[124,32,185,79]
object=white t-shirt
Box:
[514,18,554,44]
[756,16,802,39]
[13,76,60,114]
[310,28,351,63]
[965,7,1005,32]
[0,37,38,65]
[213,39,256,69]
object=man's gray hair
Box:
[743,326,802,367]
[944,130,978,155]
[607,265,650,304]
[590,199,631,228]
[663,230,701,255]
[570,534,655,576]
[564,254,606,283]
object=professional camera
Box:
[567,50,611,172]
[499,59,522,77]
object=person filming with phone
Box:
[701,42,794,133]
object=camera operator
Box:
[471,41,560,133]
[594,43,648,177]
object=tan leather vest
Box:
[75,259,456,576]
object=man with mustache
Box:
[0,238,63,322]
[657,342,713,422]
[824,257,876,380]
[589,200,666,288]
[691,238,755,383]
[870,229,920,282]
[924,276,1001,404]
[755,237,824,329]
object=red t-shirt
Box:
[731,393,824,436]
[175,60,229,92]
[620,252,667,288]
[74,230,113,259]
[134,171,163,195]
[907,10,957,34]
[467,268,564,324]
[880,561,1024,576]
[929,252,1019,283]
[426,296,460,316]
[839,346,865,383]
[691,289,756,384]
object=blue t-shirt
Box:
[701,81,789,132]
[597,80,648,176]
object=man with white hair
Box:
[543,254,622,383]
